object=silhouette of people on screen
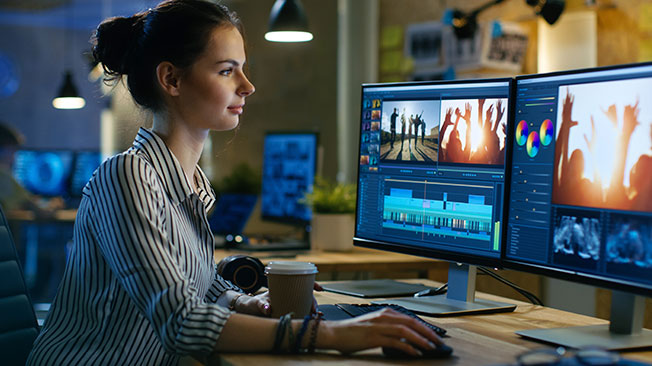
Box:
[390,107,398,148]
[552,88,652,212]
[400,108,406,149]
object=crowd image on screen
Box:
[552,78,652,212]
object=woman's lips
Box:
[228,104,244,114]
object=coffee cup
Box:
[265,261,318,318]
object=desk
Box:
[210,279,652,366]
[214,247,448,280]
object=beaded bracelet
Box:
[273,313,292,353]
[307,313,323,353]
[292,315,312,353]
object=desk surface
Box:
[6,209,77,222]
[214,247,448,275]
[211,279,652,366]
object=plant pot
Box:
[310,213,355,252]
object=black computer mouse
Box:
[382,342,453,359]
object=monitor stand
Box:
[516,290,652,350]
[372,263,516,316]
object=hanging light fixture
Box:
[52,71,85,109]
[526,0,565,25]
[52,3,85,110]
[265,0,313,43]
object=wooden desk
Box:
[6,209,77,222]
[214,247,448,280]
[211,279,652,366]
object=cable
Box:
[478,267,544,306]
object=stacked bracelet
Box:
[273,313,292,353]
[307,313,323,353]
[292,315,312,353]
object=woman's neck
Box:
[151,114,209,190]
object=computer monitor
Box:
[13,150,74,197]
[260,132,318,233]
[354,79,516,315]
[506,62,652,349]
[69,151,103,197]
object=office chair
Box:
[0,204,39,365]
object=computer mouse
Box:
[382,342,453,359]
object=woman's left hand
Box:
[236,292,271,316]
[311,282,323,315]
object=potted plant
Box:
[303,177,356,252]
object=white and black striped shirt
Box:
[27,128,241,365]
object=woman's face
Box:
[175,25,255,131]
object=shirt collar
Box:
[132,128,216,210]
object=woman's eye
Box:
[219,69,233,76]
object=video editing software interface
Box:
[507,64,652,292]
[261,132,317,224]
[355,80,511,262]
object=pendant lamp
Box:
[265,0,313,42]
[52,4,85,110]
[52,70,85,109]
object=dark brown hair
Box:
[92,0,243,111]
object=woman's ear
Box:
[156,61,181,97]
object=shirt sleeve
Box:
[91,154,231,357]
[204,266,243,303]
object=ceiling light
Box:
[52,70,86,109]
[265,0,313,43]
[526,0,565,25]
[451,0,505,39]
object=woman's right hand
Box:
[317,308,444,356]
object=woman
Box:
[27,1,443,364]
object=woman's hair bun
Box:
[92,14,145,78]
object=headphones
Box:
[216,255,267,293]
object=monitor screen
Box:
[506,63,652,296]
[260,132,317,225]
[354,79,515,315]
[70,151,103,197]
[13,150,74,197]
[506,63,652,349]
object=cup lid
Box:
[265,261,318,275]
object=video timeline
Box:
[381,178,499,248]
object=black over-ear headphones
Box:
[216,255,267,293]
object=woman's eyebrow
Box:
[216,59,241,66]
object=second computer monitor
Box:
[354,78,515,315]
[506,62,652,349]
[260,132,317,227]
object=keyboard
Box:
[334,303,447,337]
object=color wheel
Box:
[539,119,553,146]
[516,120,528,146]
[526,132,540,158]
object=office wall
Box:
[0,24,102,150]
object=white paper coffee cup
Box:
[265,261,318,318]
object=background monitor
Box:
[354,78,515,315]
[13,150,74,197]
[506,62,652,349]
[69,151,103,197]
[260,131,318,229]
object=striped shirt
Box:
[27,128,242,365]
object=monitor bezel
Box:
[353,77,515,269]
[504,61,652,298]
[260,130,319,226]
